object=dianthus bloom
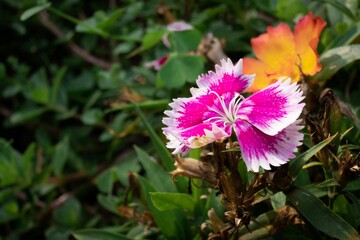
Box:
[162,58,304,172]
[243,12,326,92]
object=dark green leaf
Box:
[327,22,360,50]
[53,197,82,227]
[81,109,104,125]
[72,229,131,240]
[170,30,202,52]
[321,0,355,20]
[21,143,36,183]
[95,169,114,193]
[10,107,47,125]
[289,134,337,179]
[136,175,190,239]
[97,195,121,216]
[315,178,340,188]
[0,201,19,223]
[316,45,360,81]
[52,136,70,176]
[141,28,166,50]
[135,106,174,171]
[150,192,196,212]
[134,146,177,192]
[51,66,67,106]
[158,55,204,89]
[20,3,51,21]
[288,187,360,240]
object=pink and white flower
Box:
[162,58,304,172]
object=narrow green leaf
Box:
[136,175,189,239]
[97,195,121,216]
[135,106,174,171]
[315,178,340,188]
[326,22,360,50]
[20,3,51,21]
[52,136,70,176]
[72,229,131,240]
[51,66,67,106]
[134,146,176,192]
[141,29,166,50]
[83,90,102,112]
[288,187,360,240]
[10,107,47,125]
[150,192,196,212]
[289,134,337,179]
[106,99,169,113]
[321,0,355,20]
[95,169,114,193]
[316,45,360,81]
[21,143,36,183]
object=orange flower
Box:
[243,12,326,92]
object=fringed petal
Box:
[195,59,255,96]
[235,120,303,172]
[237,79,304,136]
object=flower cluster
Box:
[243,12,326,92]
[162,58,305,172]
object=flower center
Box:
[205,91,243,126]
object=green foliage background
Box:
[0,0,360,239]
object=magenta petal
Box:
[162,93,230,154]
[235,120,303,172]
[237,79,304,136]
[195,59,255,97]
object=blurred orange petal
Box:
[294,12,326,75]
[243,58,276,92]
[252,23,299,71]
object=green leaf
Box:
[53,197,82,227]
[97,9,124,30]
[97,195,121,216]
[52,136,70,176]
[20,3,51,21]
[326,22,360,50]
[51,66,67,106]
[134,146,176,192]
[107,99,168,113]
[288,187,360,240]
[72,229,131,240]
[83,91,102,112]
[158,55,204,89]
[136,175,190,239]
[170,30,202,52]
[321,0,355,20]
[275,0,307,20]
[289,134,337,179]
[0,201,19,223]
[150,192,196,212]
[315,178,340,188]
[95,169,114,193]
[21,143,36,184]
[141,28,166,50]
[135,106,174,171]
[270,192,286,210]
[81,109,104,125]
[316,45,360,81]
[26,69,50,104]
